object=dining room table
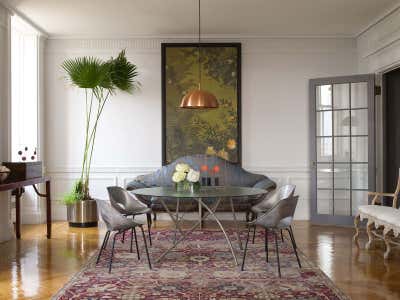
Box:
[131,185,268,265]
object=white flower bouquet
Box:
[172,163,201,192]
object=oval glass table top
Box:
[131,186,268,198]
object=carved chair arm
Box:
[368,192,398,207]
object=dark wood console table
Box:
[0,177,51,239]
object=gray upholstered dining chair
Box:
[241,195,301,278]
[95,199,152,273]
[250,184,296,243]
[107,186,153,246]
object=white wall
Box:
[43,37,357,221]
[0,4,13,241]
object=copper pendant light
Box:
[179,0,218,109]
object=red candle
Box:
[212,165,220,174]
[200,165,208,172]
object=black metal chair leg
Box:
[274,231,281,278]
[133,227,140,260]
[280,229,284,242]
[96,231,110,264]
[289,226,297,248]
[288,227,302,268]
[130,228,133,253]
[103,231,110,249]
[241,226,252,271]
[265,228,269,262]
[252,225,256,244]
[153,212,157,221]
[122,231,125,243]
[109,233,117,273]
[140,225,152,269]
[146,213,152,246]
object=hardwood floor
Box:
[0,220,399,299]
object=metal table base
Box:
[156,197,241,265]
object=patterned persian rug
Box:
[53,229,349,299]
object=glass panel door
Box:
[310,75,375,225]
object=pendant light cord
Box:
[198,0,201,90]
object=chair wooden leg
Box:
[280,229,284,242]
[265,228,269,262]
[288,227,301,268]
[353,214,360,247]
[274,231,281,278]
[384,231,392,260]
[96,231,110,264]
[133,227,140,260]
[146,213,152,246]
[140,226,152,269]
[366,221,375,250]
[108,233,117,273]
[241,226,252,271]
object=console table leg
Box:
[15,188,21,239]
[46,180,51,239]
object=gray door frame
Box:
[309,74,376,225]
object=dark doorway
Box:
[384,68,400,205]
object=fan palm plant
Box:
[62,50,140,203]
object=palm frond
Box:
[109,50,140,93]
[62,57,109,89]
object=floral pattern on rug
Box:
[53,229,349,300]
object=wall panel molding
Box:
[44,164,311,223]
[45,37,356,55]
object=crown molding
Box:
[0,0,48,37]
[47,33,355,41]
[357,2,400,38]
[44,36,356,55]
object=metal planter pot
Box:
[67,199,98,227]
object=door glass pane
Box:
[351,82,368,108]
[317,164,333,189]
[316,85,332,110]
[317,137,332,162]
[352,191,368,215]
[333,83,349,109]
[351,109,368,135]
[334,137,350,162]
[334,190,350,216]
[317,189,333,214]
[317,111,332,136]
[334,164,350,189]
[352,164,368,189]
[352,137,368,162]
[333,110,350,136]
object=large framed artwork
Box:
[162,43,241,165]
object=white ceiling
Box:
[4,0,400,37]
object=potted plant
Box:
[62,50,140,227]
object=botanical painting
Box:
[162,43,241,165]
